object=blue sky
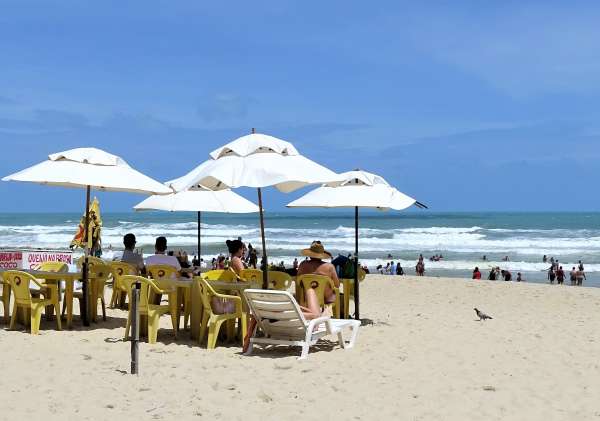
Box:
[1,1,600,212]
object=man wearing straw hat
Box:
[297,241,340,319]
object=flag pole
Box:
[354,205,360,320]
[81,185,91,326]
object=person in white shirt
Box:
[145,236,181,272]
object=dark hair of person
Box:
[155,236,167,252]
[123,233,136,249]
[226,239,244,255]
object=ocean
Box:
[1,211,599,287]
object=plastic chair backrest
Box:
[3,270,39,305]
[89,262,111,297]
[296,274,334,308]
[39,262,68,273]
[239,269,262,283]
[244,289,307,340]
[109,261,138,278]
[202,270,237,282]
[76,255,105,269]
[121,275,161,313]
[267,271,292,290]
[147,264,179,280]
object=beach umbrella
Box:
[2,147,171,325]
[287,169,427,320]
[168,130,340,288]
[133,188,259,258]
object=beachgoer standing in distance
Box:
[578,260,584,271]
[570,267,577,286]
[556,266,565,285]
[548,267,556,284]
[576,267,586,286]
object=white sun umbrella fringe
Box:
[287,169,427,320]
[133,188,259,258]
[167,130,341,288]
[2,147,171,326]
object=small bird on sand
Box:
[474,308,493,321]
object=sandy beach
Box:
[1,274,599,420]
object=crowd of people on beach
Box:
[372,251,591,286]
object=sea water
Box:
[1,211,598,287]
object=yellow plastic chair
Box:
[76,255,106,268]
[196,278,246,349]
[3,270,61,333]
[202,269,237,282]
[108,261,138,308]
[122,275,176,344]
[147,265,184,331]
[37,261,68,322]
[68,260,111,322]
[239,268,262,283]
[296,274,341,318]
[2,275,12,324]
[267,271,293,291]
[341,268,366,319]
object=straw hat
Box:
[301,241,332,260]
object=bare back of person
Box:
[297,258,339,320]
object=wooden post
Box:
[81,185,91,326]
[257,187,268,289]
[130,281,140,375]
[354,206,360,321]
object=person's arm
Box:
[173,257,181,271]
[329,264,340,288]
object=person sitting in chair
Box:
[296,241,340,320]
[145,236,181,272]
[117,233,144,273]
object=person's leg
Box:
[302,289,321,320]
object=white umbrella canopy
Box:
[167,131,341,288]
[287,169,426,320]
[134,188,258,260]
[2,147,172,194]
[287,170,423,210]
[2,147,171,326]
[167,133,340,193]
[133,189,259,213]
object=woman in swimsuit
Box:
[296,241,340,319]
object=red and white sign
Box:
[0,250,73,270]
[0,251,22,269]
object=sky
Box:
[1,1,600,212]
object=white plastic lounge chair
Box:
[243,289,360,360]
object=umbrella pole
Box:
[354,206,360,321]
[81,185,90,326]
[257,187,268,289]
[197,211,201,260]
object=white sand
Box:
[1,275,599,420]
